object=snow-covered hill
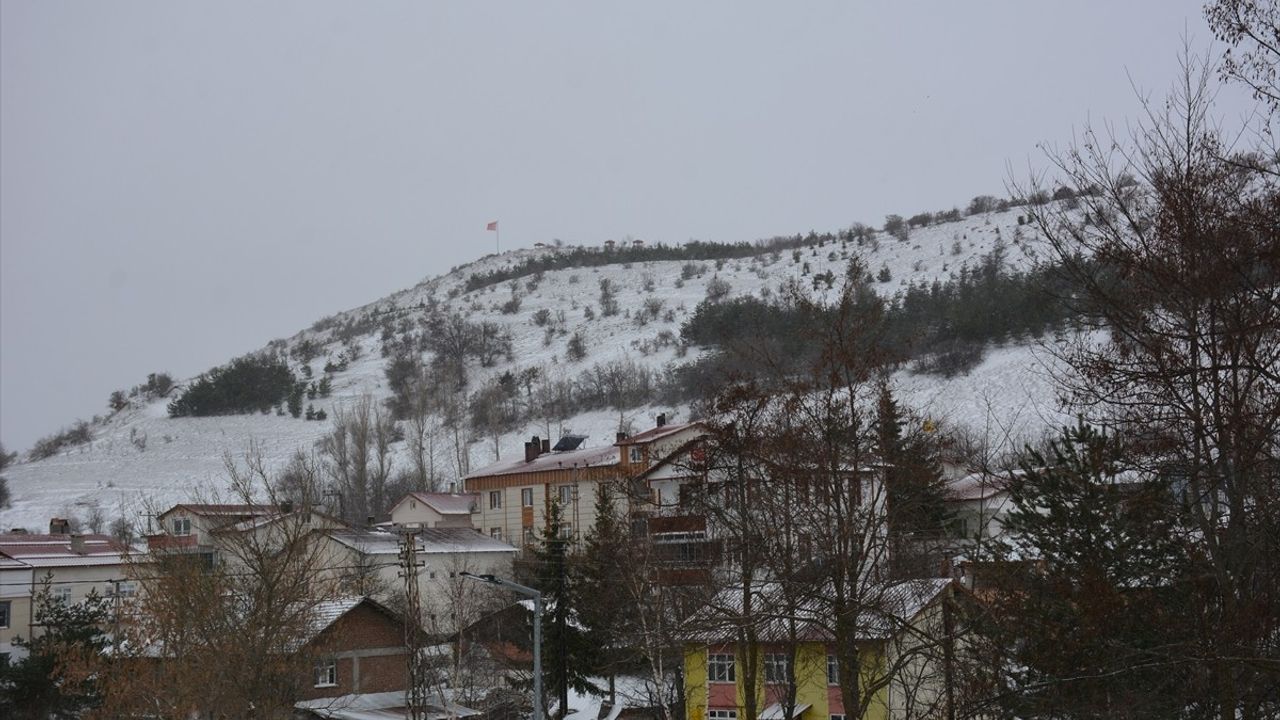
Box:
[1,208,1071,532]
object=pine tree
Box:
[527,499,599,717]
[985,422,1187,717]
[0,583,111,717]
[288,383,304,419]
[876,383,951,577]
[576,483,634,698]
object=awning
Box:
[760,702,811,720]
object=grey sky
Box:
[0,1,1255,451]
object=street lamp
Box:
[460,572,543,720]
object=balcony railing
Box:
[145,533,200,552]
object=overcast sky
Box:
[0,1,1256,451]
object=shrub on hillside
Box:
[167,355,297,417]
[705,276,731,303]
[30,421,93,461]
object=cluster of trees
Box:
[108,371,175,412]
[679,245,1078,386]
[462,236,840,294]
[27,420,94,461]
[167,355,296,417]
[964,16,1280,717]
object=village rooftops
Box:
[614,421,700,446]
[465,442,619,480]
[296,691,479,720]
[161,503,278,518]
[0,533,129,568]
[396,492,477,516]
[324,528,517,555]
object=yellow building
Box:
[683,579,955,720]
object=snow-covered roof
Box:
[160,504,277,519]
[212,508,348,534]
[616,421,702,446]
[326,528,517,555]
[947,472,1014,501]
[0,533,128,568]
[398,492,477,516]
[296,691,479,720]
[465,444,619,479]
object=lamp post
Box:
[460,572,543,720]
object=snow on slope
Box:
[1,208,1069,531]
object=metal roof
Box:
[465,443,618,480]
[325,528,516,555]
[401,492,477,516]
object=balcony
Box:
[647,514,706,534]
[145,533,199,552]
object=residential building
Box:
[0,523,131,661]
[683,580,957,720]
[316,527,516,635]
[296,596,413,702]
[464,415,706,549]
[944,471,1012,547]
[388,491,478,529]
[146,502,347,568]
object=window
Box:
[115,581,138,598]
[830,715,846,720]
[523,528,536,546]
[827,655,838,685]
[708,653,735,683]
[629,446,643,463]
[521,488,534,507]
[489,490,502,510]
[558,522,573,540]
[314,658,337,687]
[53,587,72,605]
[763,653,791,684]
[171,516,191,536]
[708,712,737,720]
[558,485,574,505]
[0,600,10,629]
[490,527,503,541]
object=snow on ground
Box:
[1,207,1070,531]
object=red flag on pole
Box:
[486,221,498,231]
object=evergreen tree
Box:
[527,499,598,717]
[0,583,111,718]
[875,383,951,577]
[287,382,305,419]
[576,483,635,695]
[985,422,1188,717]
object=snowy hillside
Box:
[1,208,1072,532]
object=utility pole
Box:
[399,529,427,720]
[460,573,542,720]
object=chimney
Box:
[656,413,667,428]
[49,518,71,535]
[448,482,457,494]
[524,442,538,463]
[366,515,376,528]
[542,438,550,454]
[279,501,294,515]
[616,432,629,443]
[69,534,87,554]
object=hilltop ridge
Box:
[1,204,1071,532]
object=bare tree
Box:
[320,395,398,525]
[92,446,347,719]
